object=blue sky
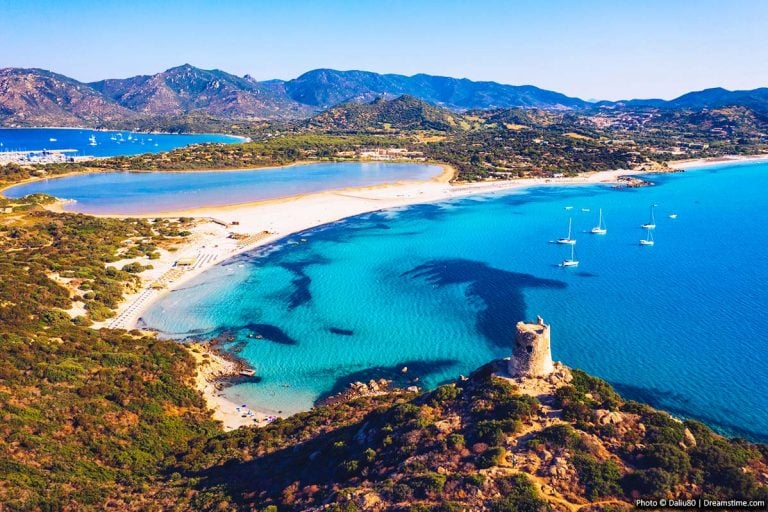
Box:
[1,0,766,100]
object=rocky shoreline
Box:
[186,339,270,430]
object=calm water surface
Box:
[3,163,443,214]
[142,163,768,440]
[0,128,241,158]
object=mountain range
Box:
[1,64,767,127]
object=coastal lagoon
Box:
[0,128,241,158]
[3,162,444,214]
[142,162,768,441]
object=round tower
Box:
[508,315,554,378]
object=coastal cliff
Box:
[173,358,768,511]
[171,320,768,511]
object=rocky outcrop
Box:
[318,378,394,406]
[596,409,624,425]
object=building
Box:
[508,315,554,378]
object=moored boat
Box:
[556,217,576,244]
[591,208,607,235]
[640,229,655,246]
[642,204,657,229]
[560,244,579,267]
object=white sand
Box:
[78,165,642,428]
[92,166,639,332]
[187,343,276,430]
[668,153,768,170]
[29,154,765,430]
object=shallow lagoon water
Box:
[142,163,768,441]
[3,162,443,214]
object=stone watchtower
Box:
[508,315,554,378]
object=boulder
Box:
[684,428,697,447]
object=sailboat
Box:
[669,213,678,219]
[640,229,655,246]
[641,204,657,229]
[556,218,576,244]
[560,244,579,267]
[590,209,607,235]
[88,134,97,146]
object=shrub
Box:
[464,473,485,488]
[121,262,152,273]
[622,468,676,496]
[572,454,622,500]
[430,384,461,405]
[476,447,506,469]
[491,474,548,512]
[638,443,691,476]
[447,433,465,450]
[535,424,584,451]
[409,473,447,498]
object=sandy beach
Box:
[65,164,648,428]
[667,153,768,170]
[186,342,275,430]
[7,161,644,430]
[90,166,641,329]
[38,153,765,429]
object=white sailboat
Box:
[640,229,655,246]
[556,218,576,244]
[88,134,97,146]
[590,208,607,235]
[560,244,579,267]
[669,213,678,219]
[641,204,657,229]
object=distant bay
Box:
[0,128,242,159]
[142,162,768,442]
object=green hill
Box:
[304,95,462,132]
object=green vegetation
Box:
[490,474,549,512]
[3,97,767,191]
[535,372,768,507]
[0,98,767,509]
[0,201,218,509]
[0,209,765,512]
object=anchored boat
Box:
[591,208,607,235]
[556,217,577,245]
[642,204,657,229]
[560,244,579,267]
[640,229,655,246]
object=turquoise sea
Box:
[141,162,768,441]
[2,163,443,214]
[0,128,241,158]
